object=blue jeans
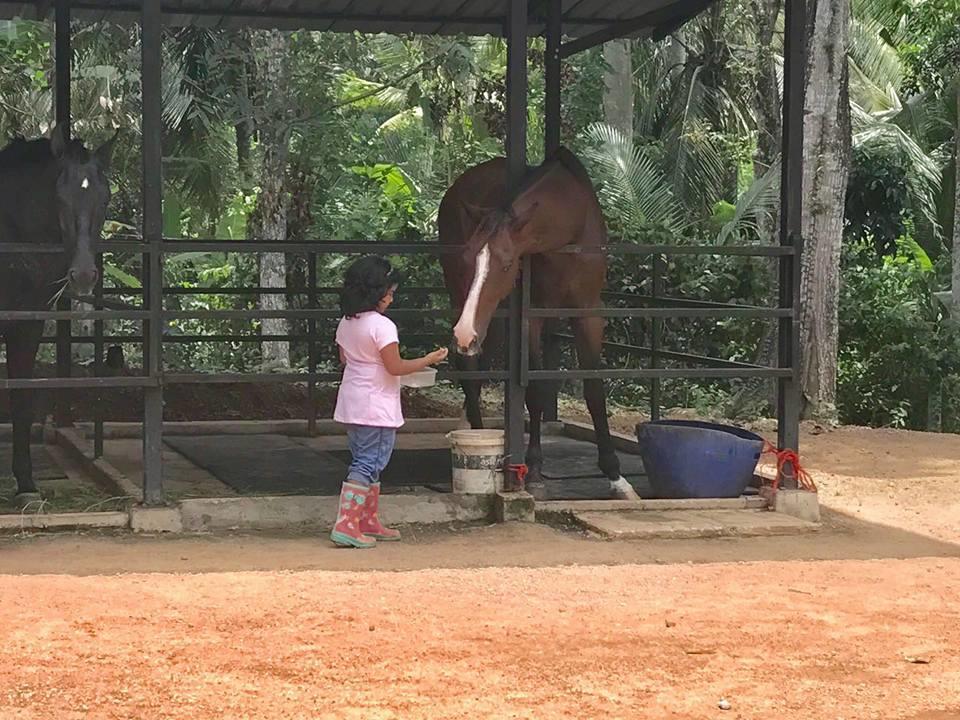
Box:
[345,425,397,486]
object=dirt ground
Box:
[3,389,960,717]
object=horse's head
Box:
[49,124,118,299]
[452,200,539,356]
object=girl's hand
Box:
[425,347,449,366]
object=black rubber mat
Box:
[529,474,653,501]
[327,448,453,490]
[162,433,648,500]
[164,434,348,496]
[540,436,645,480]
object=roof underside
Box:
[0,0,712,44]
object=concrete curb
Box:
[73,417,507,440]
[535,496,768,513]
[0,511,129,532]
[178,493,494,532]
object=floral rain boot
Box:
[330,481,376,548]
[359,482,401,541]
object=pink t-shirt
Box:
[334,311,404,428]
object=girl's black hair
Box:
[339,255,402,318]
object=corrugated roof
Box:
[0,0,713,47]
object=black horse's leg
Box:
[541,319,562,421]
[6,322,43,499]
[572,315,639,500]
[459,352,484,429]
[523,318,548,497]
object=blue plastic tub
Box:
[635,420,764,499]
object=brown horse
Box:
[438,147,639,500]
[1,126,116,503]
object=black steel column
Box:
[777,0,806,471]
[541,0,561,423]
[141,0,164,505]
[545,0,561,156]
[307,252,318,436]
[650,254,664,421]
[54,0,72,427]
[93,254,104,457]
[504,0,528,488]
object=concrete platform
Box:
[570,508,819,539]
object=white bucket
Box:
[446,429,505,495]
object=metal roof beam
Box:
[559,0,716,57]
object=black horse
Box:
[0,125,116,503]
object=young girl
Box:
[331,255,448,548]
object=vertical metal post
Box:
[650,254,664,421]
[545,0,561,157]
[141,0,164,505]
[54,0,72,428]
[541,0,561,423]
[307,252,318,436]
[93,254,104,458]
[520,254,531,387]
[504,0,528,489]
[777,0,806,482]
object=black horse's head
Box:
[49,124,118,299]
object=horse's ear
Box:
[510,201,539,233]
[49,123,67,159]
[459,200,487,227]
[95,128,120,167]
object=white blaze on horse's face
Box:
[453,244,491,355]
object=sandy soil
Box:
[0,558,957,719]
[2,413,960,718]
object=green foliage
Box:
[837,236,950,428]
[0,12,954,431]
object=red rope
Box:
[507,463,528,491]
[760,441,817,493]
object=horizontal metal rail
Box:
[163,370,508,384]
[528,367,792,380]
[527,307,790,319]
[2,238,795,258]
[0,309,151,321]
[97,286,449,296]
[554,333,761,369]
[0,365,784,389]
[0,376,159,390]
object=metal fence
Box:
[2,236,796,502]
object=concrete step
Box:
[570,508,819,540]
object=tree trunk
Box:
[726,0,783,418]
[951,88,960,320]
[248,29,293,369]
[602,39,633,138]
[798,0,852,422]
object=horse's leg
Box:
[457,350,484,429]
[522,317,548,498]
[572,315,640,500]
[6,322,43,500]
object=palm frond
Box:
[853,119,944,239]
[581,122,686,236]
[848,16,904,97]
[333,72,408,112]
[716,157,782,244]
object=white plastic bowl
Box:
[400,367,437,388]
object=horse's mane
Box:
[478,146,593,234]
[0,136,90,170]
[505,145,592,206]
